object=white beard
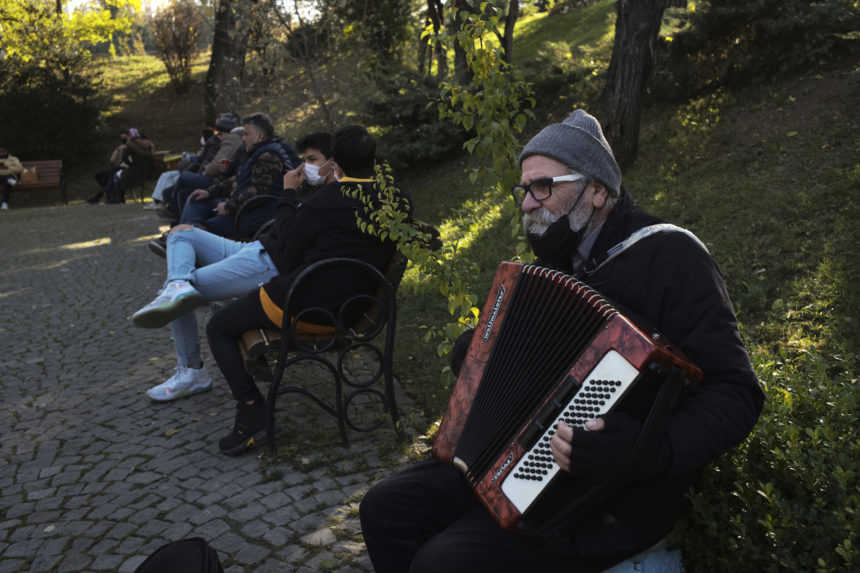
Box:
[522,195,591,236]
[522,207,560,235]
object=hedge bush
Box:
[657,0,860,98]
[363,68,467,172]
[0,58,103,162]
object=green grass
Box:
[513,0,616,71]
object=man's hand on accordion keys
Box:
[550,412,672,482]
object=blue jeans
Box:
[180,197,279,239]
[179,196,221,226]
[172,171,215,214]
[165,227,279,368]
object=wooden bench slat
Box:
[16,160,65,203]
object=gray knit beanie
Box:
[215,112,239,133]
[519,109,621,195]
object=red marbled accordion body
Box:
[432,262,702,530]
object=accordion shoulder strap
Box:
[590,223,710,275]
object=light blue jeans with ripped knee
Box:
[165,226,279,368]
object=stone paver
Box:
[0,203,426,571]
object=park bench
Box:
[238,254,407,449]
[17,160,65,203]
[238,222,441,449]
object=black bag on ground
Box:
[133,537,224,573]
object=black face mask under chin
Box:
[527,213,590,273]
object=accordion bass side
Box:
[432,262,702,530]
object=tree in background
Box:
[205,0,252,124]
[601,0,668,167]
[152,0,202,94]
[0,0,139,66]
[418,0,447,80]
[483,0,520,64]
[0,0,138,160]
[320,0,413,66]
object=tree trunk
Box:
[601,0,667,167]
[501,0,519,63]
[56,0,62,15]
[449,0,472,85]
[427,0,447,80]
[205,0,251,124]
[418,20,429,76]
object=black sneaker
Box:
[219,400,267,456]
[148,234,167,258]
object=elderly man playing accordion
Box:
[359,110,764,572]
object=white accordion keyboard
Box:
[500,350,639,513]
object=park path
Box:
[0,203,421,572]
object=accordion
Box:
[432,262,702,530]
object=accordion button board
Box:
[500,349,639,514]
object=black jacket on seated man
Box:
[544,187,761,556]
[258,176,410,326]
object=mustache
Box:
[522,208,561,236]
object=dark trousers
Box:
[172,171,215,215]
[182,197,278,240]
[206,291,277,404]
[359,460,624,573]
[2,178,12,204]
[179,197,221,226]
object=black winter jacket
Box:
[550,189,764,557]
[258,179,408,323]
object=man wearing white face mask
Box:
[129,133,336,403]
[293,132,335,199]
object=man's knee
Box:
[410,537,464,573]
[359,480,386,531]
[168,224,193,235]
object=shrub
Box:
[657,0,860,98]
[151,0,202,94]
[363,68,467,172]
[0,57,103,162]
[679,350,858,571]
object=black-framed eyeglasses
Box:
[510,174,585,205]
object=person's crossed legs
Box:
[131,225,279,401]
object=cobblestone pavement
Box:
[0,204,427,572]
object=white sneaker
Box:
[147,366,212,402]
[1,202,7,210]
[131,280,205,328]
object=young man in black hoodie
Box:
[205,126,407,456]
[359,110,764,572]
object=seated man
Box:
[90,128,156,204]
[87,130,132,205]
[178,112,300,239]
[129,132,335,401]
[359,110,764,572]
[151,113,239,208]
[0,147,23,210]
[204,125,410,456]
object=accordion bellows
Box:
[432,262,702,530]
